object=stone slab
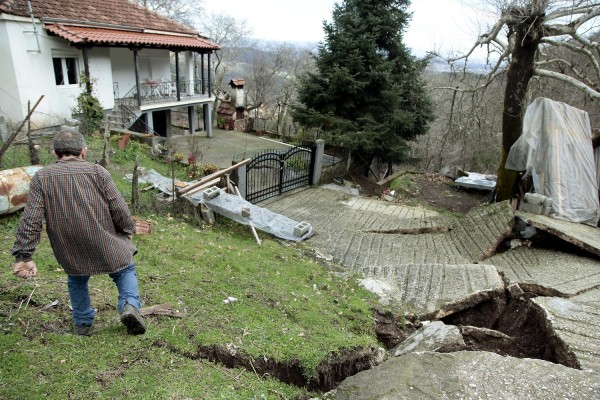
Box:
[483,247,600,296]
[392,321,464,357]
[516,211,600,257]
[447,200,515,262]
[533,297,600,373]
[359,263,504,319]
[330,351,600,400]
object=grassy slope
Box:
[0,134,381,399]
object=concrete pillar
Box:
[188,105,196,134]
[146,111,154,132]
[204,103,213,138]
[185,51,194,95]
[312,139,325,185]
[166,110,172,137]
[237,163,247,199]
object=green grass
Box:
[0,132,383,399]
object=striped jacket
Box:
[11,158,137,276]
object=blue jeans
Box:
[67,262,141,326]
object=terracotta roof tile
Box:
[1,0,201,36]
[45,24,219,51]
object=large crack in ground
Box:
[153,279,587,396]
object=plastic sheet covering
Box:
[186,188,313,242]
[127,169,194,196]
[0,166,43,215]
[127,169,312,241]
[506,97,599,225]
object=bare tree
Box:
[199,14,251,94]
[198,12,252,120]
[413,68,504,174]
[133,0,204,27]
[241,42,317,135]
[444,0,600,200]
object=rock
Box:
[392,321,465,357]
[507,282,525,299]
[331,351,600,399]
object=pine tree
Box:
[292,0,433,176]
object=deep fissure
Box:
[155,282,583,395]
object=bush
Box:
[72,74,104,135]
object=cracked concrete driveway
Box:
[262,184,600,399]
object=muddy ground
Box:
[351,171,491,215]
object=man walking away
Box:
[11,130,146,336]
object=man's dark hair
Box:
[53,130,86,157]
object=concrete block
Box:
[542,206,551,216]
[524,192,552,207]
[519,202,543,214]
[294,221,311,237]
[203,186,220,200]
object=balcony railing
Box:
[118,79,211,108]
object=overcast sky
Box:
[201,0,494,57]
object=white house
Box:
[0,0,220,137]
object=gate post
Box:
[237,163,247,199]
[312,139,325,185]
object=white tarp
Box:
[506,97,599,226]
[129,169,312,241]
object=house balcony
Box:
[117,79,214,112]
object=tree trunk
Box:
[495,12,543,201]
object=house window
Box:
[52,57,79,85]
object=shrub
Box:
[72,74,104,135]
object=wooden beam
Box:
[176,158,250,196]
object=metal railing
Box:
[120,103,159,137]
[118,79,210,107]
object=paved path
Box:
[164,129,292,168]
[261,185,600,395]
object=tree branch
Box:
[540,37,600,81]
[534,68,600,98]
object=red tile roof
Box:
[1,0,212,38]
[45,24,219,51]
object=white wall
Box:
[111,48,172,99]
[89,47,114,110]
[0,18,79,128]
[1,17,173,130]
[0,20,21,129]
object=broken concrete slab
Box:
[533,296,600,373]
[330,351,600,400]
[447,200,515,262]
[359,263,504,319]
[573,288,600,306]
[264,186,452,235]
[517,211,600,257]
[459,325,515,354]
[482,247,600,296]
[392,321,464,357]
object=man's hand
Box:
[12,261,38,279]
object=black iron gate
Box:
[246,145,316,203]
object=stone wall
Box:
[319,160,348,185]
